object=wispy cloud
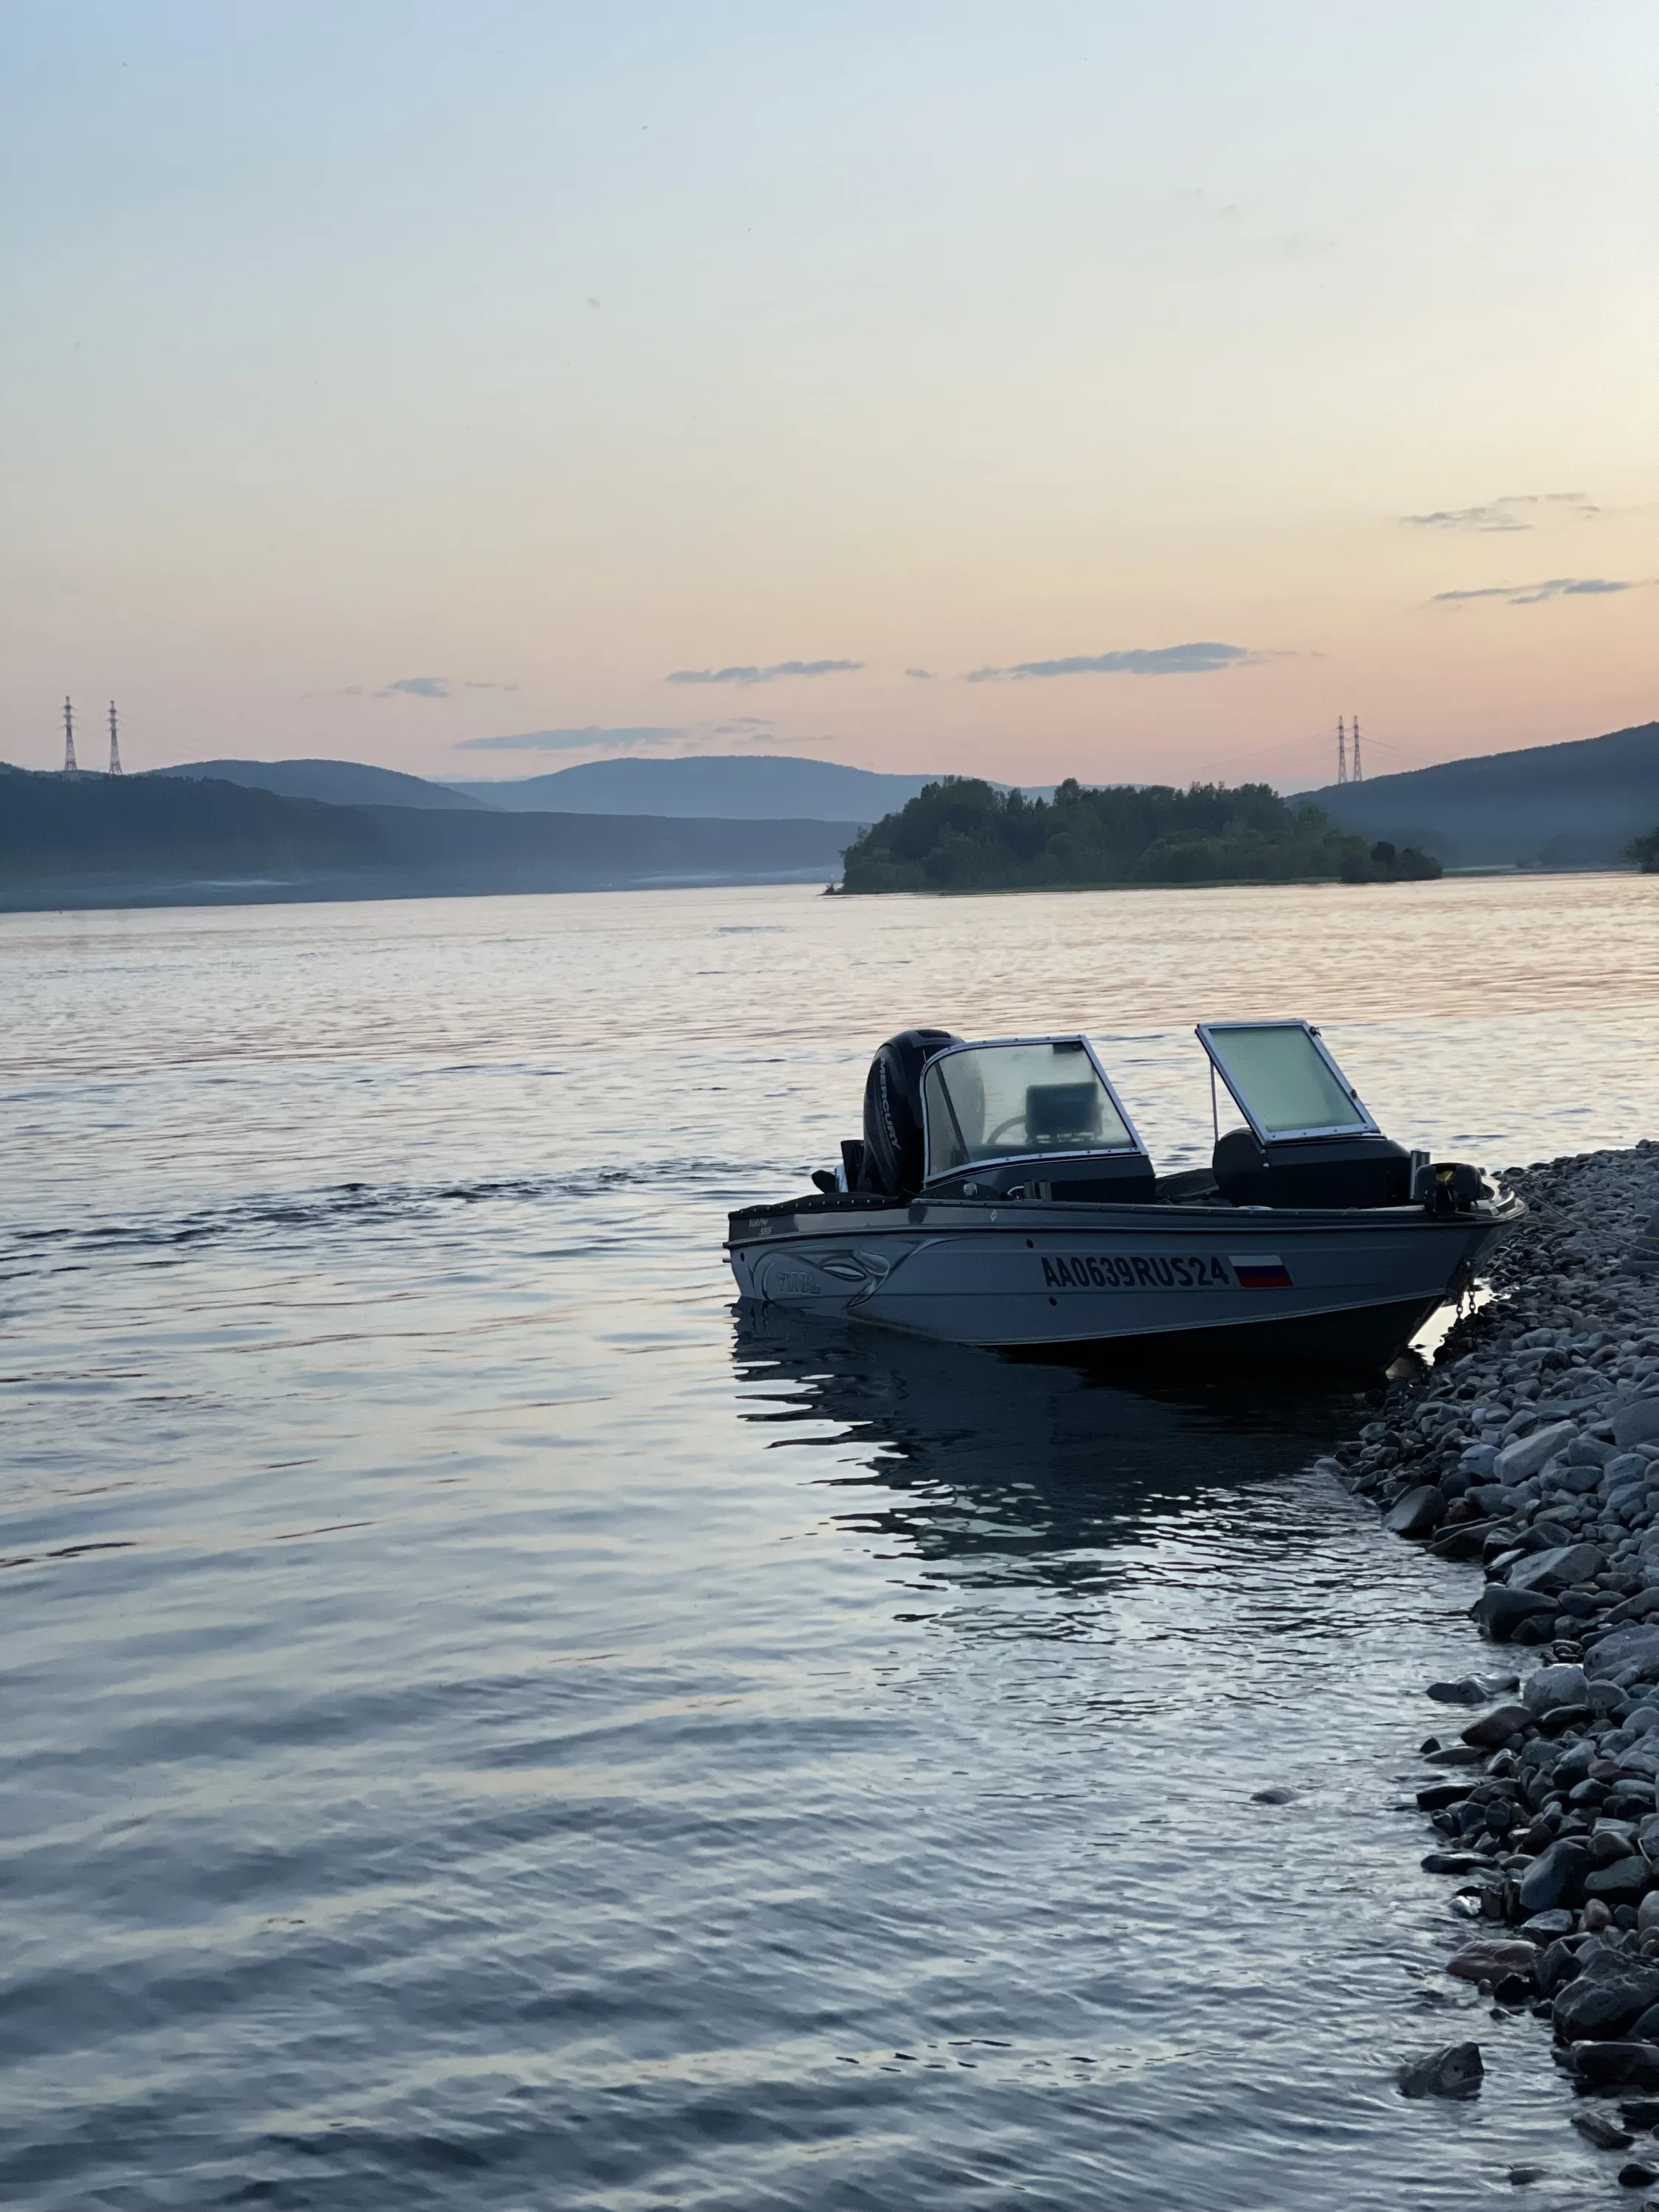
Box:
[1430,576,1640,607]
[967,642,1259,682]
[667,658,863,686]
[327,675,520,700]
[905,667,935,681]
[456,726,680,754]
[1404,493,1599,532]
[380,675,453,699]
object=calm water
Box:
[2,874,1657,2211]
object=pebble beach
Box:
[1329,1142,1659,2186]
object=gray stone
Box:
[1585,1856,1654,1907]
[1518,1837,1593,1913]
[1463,1702,1531,1748]
[1616,1399,1659,1451]
[1608,1454,1652,1486]
[1638,1893,1659,1934]
[1468,1482,1524,1515]
[1537,1935,1582,1994]
[1398,2041,1484,2099]
[1459,1443,1499,1478]
[1554,1738,1599,1787]
[1384,1484,1447,1537]
[1593,1823,1641,1863]
[1473,1585,1558,1641]
[1569,1435,1616,1467]
[1497,1421,1581,1484]
[1251,1785,1295,1804]
[1589,1625,1659,1680]
[1557,1463,1604,1495]
[1417,1779,1475,1810]
[1524,1663,1590,1716]
[1574,2108,1635,2149]
[1571,2040,1659,2089]
[1428,1677,1490,1705]
[1554,1952,1659,2040]
[1509,1541,1607,1593]
[1447,1937,1539,1983]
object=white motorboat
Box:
[726,1020,1524,1369]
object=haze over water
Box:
[2,873,1656,2209]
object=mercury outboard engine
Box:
[860,1028,961,1195]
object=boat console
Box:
[917,1035,1157,1203]
[1197,1020,1413,1210]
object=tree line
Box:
[838,777,1442,894]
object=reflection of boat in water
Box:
[733,1305,1369,1577]
[728,1019,1523,1372]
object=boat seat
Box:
[1213,1127,1412,1209]
[1155,1166,1222,1206]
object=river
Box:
[1,872,1655,2208]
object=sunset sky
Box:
[3,3,1655,789]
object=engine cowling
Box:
[860,1029,961,1194]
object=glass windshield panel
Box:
[923,1041,1134,1176]
[1206,1024,1367,1136]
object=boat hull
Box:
[726,1194,1520,1369]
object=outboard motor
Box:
[860,1029,961,1195]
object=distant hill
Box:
[0,768,858,910]
[154,757,496,810]
[1306,720,1659,869]
[443,754,953,820]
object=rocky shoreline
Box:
[1325,1141,1659,2185]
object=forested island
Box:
[838,777,1441,894]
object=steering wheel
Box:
[986,1114,1028,1145]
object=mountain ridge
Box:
[442,753,956,819]
[0,765,858,910]
[153,757,496,810]
[1306,720,1659,868]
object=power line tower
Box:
[1336,716,1348,785]
[1352,714,1364,784]
[108,700,123,776]
[62,696,79,776]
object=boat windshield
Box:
[1197,1020,1373,1141]
[922,1039,1137,1178]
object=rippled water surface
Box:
[2,874,1657,2210]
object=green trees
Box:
[1629,828,1659,874]
[840,777,1443,893]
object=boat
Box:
[725,1020,1525,1369]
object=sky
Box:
[1,2,1655,790]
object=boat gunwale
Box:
[726,1190,1527,1245]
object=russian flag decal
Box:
[1230,1253,1293,1290]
